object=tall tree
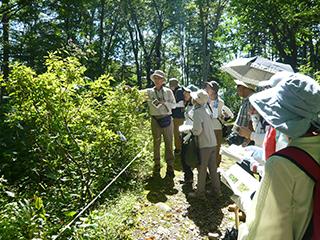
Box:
[229,0,320,71]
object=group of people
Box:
[142,69,233,200]
[142,67,320,239]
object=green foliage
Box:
[71,192,139,240]
[0,52,152,238]
[0,197,47,240]
[298,63,320,83]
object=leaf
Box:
[5,191,15,198]
[65,211,77,217]
[34,196,43,210]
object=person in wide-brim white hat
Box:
[150,70,166,82]
[238,73,320,240]
[190,89,209,105]
[188,89,221,199]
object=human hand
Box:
[238,126,252,139]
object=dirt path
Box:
[130,156,236,240]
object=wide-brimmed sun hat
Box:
[182,86,192,93]
[151,70,166,82]
[258,71,295,87]
[234,79,256,91]
[190,89,209,105]
[249,73,320,138]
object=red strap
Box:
[263,127,277,160]
[273,146,320,240]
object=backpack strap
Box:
[272,146,320,240]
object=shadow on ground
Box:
[185,183,234,236]
[145,174,178,203]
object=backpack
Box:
[272,146,320,240]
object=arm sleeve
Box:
[192,111,203,136]
[175,100,185,108]
[239,156,294,240]
[222,105,234,119]
[250,132,265,147]
[163,89,176,110]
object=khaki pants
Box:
[214,129,223,167]
[173,118,185,152]
[196,147,221,195]
[151,117,174,170]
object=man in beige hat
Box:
[145,70,176,178]
[169,78,185,155]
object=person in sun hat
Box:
[238,73,320,240]
[144,70,176,178]
[205,80,234,167]
[258,70,295,88]
[187,89,221,199]
[169,78,185,155]
[179,86,195,184]
[257,71,295,160]
[227,80,256,146]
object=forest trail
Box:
[129,155,236,240]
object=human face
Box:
[237,85,245,98]
[184,91,191,102]
[205,85,217,100]
[153,76,165,89]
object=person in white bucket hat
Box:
[188,90,221,199]
[145,70,176,178]
[238,73,320,240]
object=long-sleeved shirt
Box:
[238,135,320,240]
[146,86,176,116]
[192,105,217,148]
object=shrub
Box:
[0,52,152,238]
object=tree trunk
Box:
[179,23,186,85]
[199,2,209,83]
[98,0,105,74]
[127,22,142,88]
[1,0,10,101]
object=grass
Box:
[70,191,141,240]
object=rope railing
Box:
[53,141,149,240]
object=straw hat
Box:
[151,70,166,82]
[234,79,256,91]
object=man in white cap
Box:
[145,70,176,178]
[227,80,256,146]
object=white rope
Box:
[53,141,149,240]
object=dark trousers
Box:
[181,134,193,181]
